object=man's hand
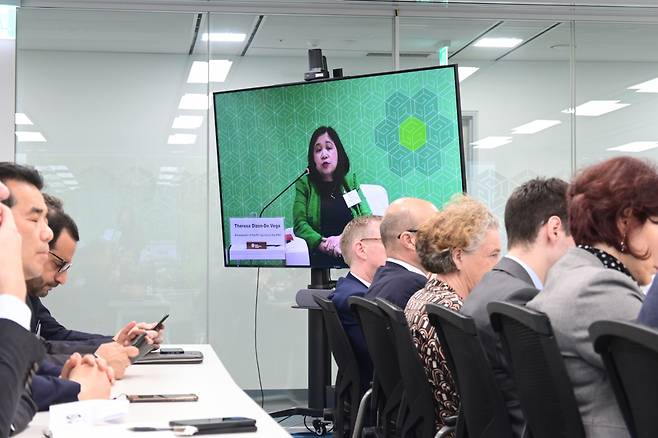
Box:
[0,181,26,301]
[95,342,138,379]
[114,321,164,347]
[61,353,112,401]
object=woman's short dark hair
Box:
[569,156,658,259]
[307,126,350,188]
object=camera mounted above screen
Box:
[304,48,330,81]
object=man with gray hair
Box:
[329,215,386,390]
[365,197,437,308]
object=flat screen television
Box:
[214,65,466,269]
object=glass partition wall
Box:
[14,3,658,414]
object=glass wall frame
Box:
[13,0,658,413]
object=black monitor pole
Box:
[268,268,334,436]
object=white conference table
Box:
[20,345,291,438]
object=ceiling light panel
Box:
[15,113,33,125]
[187,60,233,84]
[562,100,630,117]
[474,38,523,48]
[202,32,246,42]
[606,141,658,153]
[178,94,208,110]
[168,134,197,145]
[172,115,204,130]
[15,131,46,142]
[458,67,479,82]
[628,78,658,93]
[471,136,512,149]
[512,120,562,134]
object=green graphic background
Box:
[215,67,464,259]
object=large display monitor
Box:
[214,65,466,268]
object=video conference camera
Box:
[304,48,330,81]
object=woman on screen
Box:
[293,126,371,268]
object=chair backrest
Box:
[348,296,403,438]
[360,184,389,216]
[488,301,585,438]
[426,303,512,438]
[591,320,658,438]
[348,296,401,398]
[376,298,437,438]
[314,296,362,438]
[314,296,361,390]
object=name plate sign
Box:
[230,217,285,247]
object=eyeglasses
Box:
[396,229,418,239]
[360,237,382,242]
[49,251,72,273]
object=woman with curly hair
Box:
[405,195,501,431]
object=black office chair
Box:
[488,300,585,438]
[376,298,442,438]
[590,320,658,438]
[348,296,403,438]
[314,296,363,438]
[426,303,513,438]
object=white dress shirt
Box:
[0,294,32,330]
[387,257,428,278]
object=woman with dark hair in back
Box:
[527,156,658,438]
[293,126,370,268]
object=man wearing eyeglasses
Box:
[329,215,386,392]
[365,197,437,309]
[25,195,164,379]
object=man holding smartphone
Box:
[24,193,165,377]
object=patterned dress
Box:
[404,277,462,432]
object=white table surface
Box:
[19,345,291,438]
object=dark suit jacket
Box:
[365,261,427,309]
[0,319,44,438]
[638,279,658,328]
[461,257,538,437]
[31,360,80,411]
[329,272,372,391]
[27,295,113,364]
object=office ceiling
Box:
[15,6,658,62]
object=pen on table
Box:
[128,426,198,435]
[128,427,173,432]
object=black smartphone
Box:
[132,314,169,347]
[169,417,256,432]
[131,314,169,363]
[127,393,198,403]
[159,347,184,355]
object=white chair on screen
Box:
[360,184,389,216]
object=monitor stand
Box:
[268,268,334,436]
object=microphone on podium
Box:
[259,168,310,218]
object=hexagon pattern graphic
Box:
[400,116,427,151]
[214,68,464,255]
[374,88,455,176]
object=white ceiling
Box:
[16,7,658,62]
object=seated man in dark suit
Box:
[365,197,436,308]
[461,177,572,437]
[0,179,45,437]
[329,215,386,390]
[0,163,117,412]
[25,194,162,377]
